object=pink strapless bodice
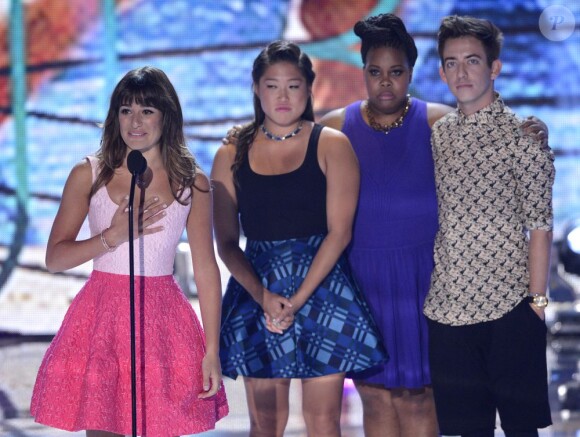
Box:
[87,156,191,276]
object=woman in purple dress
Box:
[320,13,549,437]
[221,15,547,437]
[320,14,450,437]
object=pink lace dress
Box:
[30,156,228,436]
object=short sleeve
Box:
[511,133,555,231]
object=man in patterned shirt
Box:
[423,15,555,437]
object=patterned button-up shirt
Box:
[423,94,555,326]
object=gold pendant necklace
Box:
[366,95,411,134]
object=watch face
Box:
[533,295,549,308]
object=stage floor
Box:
[1,329,579,437]
[2,247,580,436]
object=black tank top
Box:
[236,123,327,241]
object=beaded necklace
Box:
[260,121,304,141]
[366,95,411,134]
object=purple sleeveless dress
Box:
[343,99,438,389]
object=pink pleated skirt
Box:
[30,270,228,436]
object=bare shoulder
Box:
[319,107,346,131]
[317,125,358,178]
[318,125,356,165]
[426,102,454,128]
[210,143,238,190]
[58,158,93,208]
[193,170,211,191]
[319,124,351,147]
[212,142,237,172]
[67,158,93,186]
[213,142,236,162]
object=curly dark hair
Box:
[90,66,200,204]
[353,13,418,67]
[231,40,316,179]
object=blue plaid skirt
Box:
[220,234,388,379]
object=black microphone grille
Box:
[127,150,147,175]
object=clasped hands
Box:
[262,289,299,334]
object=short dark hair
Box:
[437,15,504,68]
[353,13,418,68]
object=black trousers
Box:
[427,300,552,436]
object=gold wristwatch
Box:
[527,293,549,308]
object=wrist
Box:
[290,292,306,310]
[527,292,549,308]
[255,287,268,307]
[204,347,219,357]
[100,228,117,252]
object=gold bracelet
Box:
[100,228,116,252]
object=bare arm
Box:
[211,144,293,331]
[211,144,264,302]
[426,102,454,128]
[281,127,360,314]
[45,160,119,272]
[319,107,347,131]
[528,229,552,319]
[46,159,166,273]
[186,172,223,397]
[45,160,94,272]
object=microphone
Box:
[126,148,147,437]
[127,150,147,175]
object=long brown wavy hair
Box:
[90,66,200,203]
[231,40,316,180]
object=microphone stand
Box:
[128,172,137,437]
[126,150,146,437]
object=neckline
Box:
[86,156,181,209]
[247,125,316,177]
[358,98,416,134]
[102,185,179,210]
[457,92,504,124]
[260,120,304,141]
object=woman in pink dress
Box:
[30,66,228,437]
